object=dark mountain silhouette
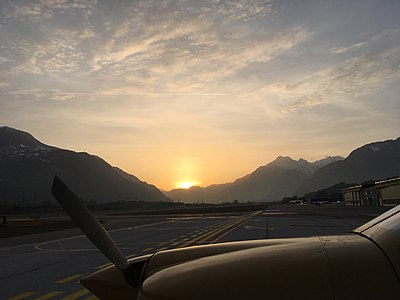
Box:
[219,166,308,202]
[297,138,400,194]
[166,156,344,203]
[4,126,398,205]
[266,156,344,175]
[166,183,229,203]
[0,126,170,206]
[166,138,400,203]
[0,127,50,148]
[216,155,344,202]
[298,182,354,203]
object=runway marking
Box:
[205,220,247,243]
[0,243,39,252]
[0,220,177,251]
[7,213,254,300]
[262,211,296,215]
[243,225,275,230]
[33,291,63,300]
[184,221,233,246]
[211,212,261,243]
[33,220,174,253]
[127,227,198,231]
[56,274,83,284]
[34,235,89,252]
[179,211,261,248]
[60,288,89,300]
[290,224,341,228]
[6,292,36,300]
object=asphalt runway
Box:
[0,206,384,300]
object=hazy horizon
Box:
[1,1,399,190]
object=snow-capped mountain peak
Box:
[268,155,344,175]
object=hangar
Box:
[341,177,400,206]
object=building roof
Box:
[341,177,400,193]
[375,177,400,189]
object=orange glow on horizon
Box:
[179,181,195,189]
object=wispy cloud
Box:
[9,88,80,101]
[6,0,97,21]
[247,40,400,116]
[2,0,286,97]
[1,0,399,188]
[321,46,400,97]
[281,95,323,113]
[330,41,367,54]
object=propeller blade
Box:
[51,176,141,287]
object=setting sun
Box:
[179,182,195,189]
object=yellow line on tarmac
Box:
[56,274,83,284]
[60,289,90,300]
[196,222,238,243]
[180,221,233,247]
[33,291,63,300]
[182,211,261,247]
[210,213,261,243]
[6,292,36,300]
[142,247,153,252]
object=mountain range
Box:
[166,138,400,203]
[0,126,169,206]
[1,126,399,206]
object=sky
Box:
[0,0,399,190]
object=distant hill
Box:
[266,156,344,175]
[219,165,309,202]
[166,156,344,203]
[297,138,400,194]
[297,182,354,203]
[166,138,400,203]
[0,126,170,206]
[166,184,229,203]
[4,126,398,206]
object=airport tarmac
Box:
[0,204,389,300]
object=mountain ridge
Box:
[0,126,170,206]
[2,126,398,205]
[297,137,400,195]
[166,138,400,203]
[166,155,345,202]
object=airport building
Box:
[341,177,400,206]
